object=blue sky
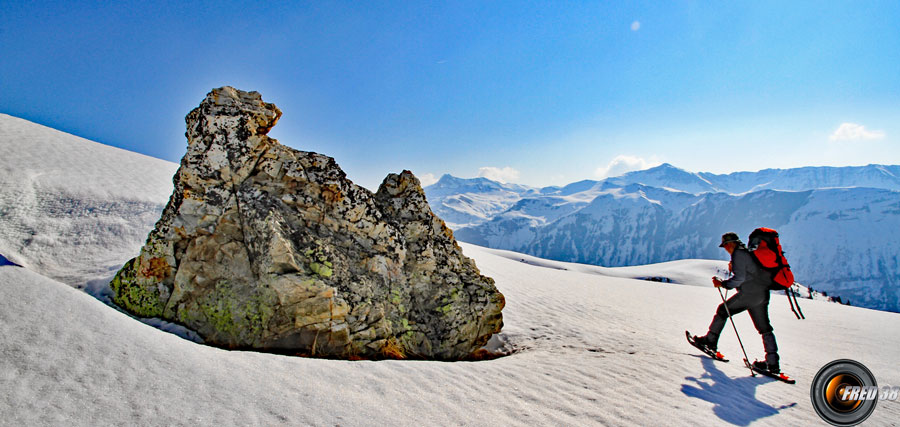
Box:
[2,1,898,189]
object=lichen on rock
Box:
[110,86,504,359]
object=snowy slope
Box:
[1,113,898,425]
[478,245,839,306]
[475,244,729,286]
[3,245,899,426]
[0,113,178,288]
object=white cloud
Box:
[829,122,886,141]
[631,21,641,31]
[477,166,520,183]
[418,173,438,187]
[595,155,659,179]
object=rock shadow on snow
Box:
[681,356,796,426]
[0,254,21,267]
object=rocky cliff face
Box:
[110,87,504,359]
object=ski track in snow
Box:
[2,113,899,425]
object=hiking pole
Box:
[790,286,805,319]
[786,288,801,319]
[718,287,756,377]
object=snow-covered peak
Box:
[424,174,540,228]
[545,179,602,196]
[428,173,536,195]
[700,164,900,194]
[605,163,720,194]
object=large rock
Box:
[110,87,504,359]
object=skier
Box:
[692,232,780,374]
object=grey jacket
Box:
[722,247,772,293]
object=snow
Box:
[0,113,178,288]
[3,244,900,426]
[473,245,835,307]
[0,114,176,202]
[475,240,729,287]
[2,113,899,425]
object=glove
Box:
[712,277,723,288]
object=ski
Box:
[685,331,729,362]
[747,359,796,384]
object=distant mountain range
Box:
[425,164,900,312]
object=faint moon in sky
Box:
[631,21,641,31]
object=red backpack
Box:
[748,227,804,319]
[748,227,794,288]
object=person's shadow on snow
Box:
[681,356,797,426]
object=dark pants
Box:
[706,290,779,366]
